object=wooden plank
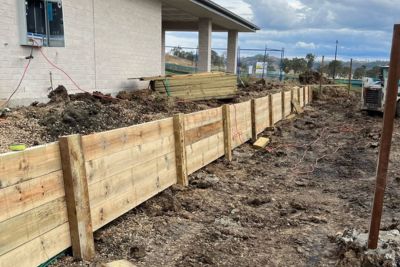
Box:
[155,76,237,88]
[0,170,64,223]
[254,96,270,134]
[284,90,292,117]
[163,89,238,99]
[251,99,257,142]
[91,155,177,230]
[0,197,68,256]
[89,152,176,209]
[281,91,285,121]
[185,120,223,145]
[141,72,228,81]
[305,86,309,104]
[0,223,71,267]
[82,118,174,162]
[0,142,62,189]
[86,135,175,185]
[59,135,95,261]
[222,104,233,161]
[230,102,252,148]
[271,93,283,124]
[186,132,225,174]
[269,94,273,128]
[253,137,270,149]
[184,107,223,130]
[173,114,188,186]
[292,100,304,114]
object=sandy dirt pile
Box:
[50,87,400,266]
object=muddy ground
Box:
[47,87,400,267]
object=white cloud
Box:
[166,0,400,59]
[295,41,316,50]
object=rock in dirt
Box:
[336,229,400,267]
[98,260,137,267]
[48,85,70,103]
[129,245,146,259]
[246,197,272,207]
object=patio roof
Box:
[161,0,260,32]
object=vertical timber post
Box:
[222,104,233,161]
[297,87,301,107]
[173,113,188,186]
[348,58,353,95]
[251,99,257,142]
[59,134,95,261]
[281,90,285,119]
[290,88,294,113]
[268,94,273,126]
[368,24,400,249]
[319,56,324,95]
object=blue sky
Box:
[166,0,400,61]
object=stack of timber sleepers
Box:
[142,72,238,101]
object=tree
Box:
[366,66,381,78]
[353,65,367,79]
[291,57,307,74]
[305,53,315,70]
[328,60,343,78]
[171,47,196,61]
[282,58,292,73]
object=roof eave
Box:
[190,0,260,32]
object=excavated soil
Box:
[0,82,290,153]
[48,87,400,267]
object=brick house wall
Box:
[0,0,162,106]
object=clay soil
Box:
[47,87,400,267]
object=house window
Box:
[24,0,65,47]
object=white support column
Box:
[227,30,238,74]
[198,18,212,72]
[161,29,166,75]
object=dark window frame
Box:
[24,0,65,47]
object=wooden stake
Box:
[281,90,285,120]
[251,99,257,142]
[291,88,294,113]
[59,135,95,261]
[222,104,233,161]
[348,58,353,95]
[173,113,188,186]
[368,24,400,249]
[319,56,324,95]
[268,94,273,126]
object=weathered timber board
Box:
[284,91,292,117]
[186,132,225,174]
[230,101,252,148]
[0,142,62,189]
[271,93,283,124]
[82,118,174,162]
[0,170,64,223]
[254,96,270,134]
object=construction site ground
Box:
[2,83,400,266]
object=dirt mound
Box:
[48,85,70,103]
[299,70,331,85]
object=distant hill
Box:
[165,54,195,67]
